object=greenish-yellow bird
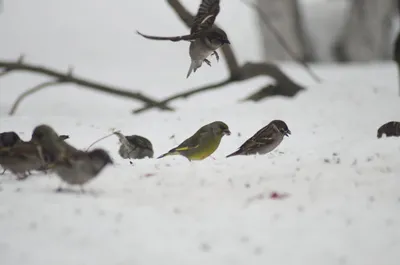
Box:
[158,121,231,161]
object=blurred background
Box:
[0,0,399,116]
[258,0,399,62]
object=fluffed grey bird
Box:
[136,0,230,78]
[114,132,154,159]
[0,131,23,147]
[0,131,23,175]
[377,121,400,138]
[0,140,46,180]
[0,131,68,175]
[226,120,291,158]
[31,125,113,192]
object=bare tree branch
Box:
[9,80,67,115]
[134,78,231,114]
[241,0,321,83]
[0,58,173,113]
[133,0,306,114]
[134,61,305,113]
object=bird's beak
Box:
[223,129,231,136]
[224,39,231,44]
[284,130,291,137]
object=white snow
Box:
[0,1,400,265]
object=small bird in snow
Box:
[31,125,113,192]
[0,131,23,148]
[114,131,154,159]
[226,120,291,158]
[0,131,69,176]
[377,121,400,138]
[0,140,46,180]
[136,0,230,78]
[158,121,231,161]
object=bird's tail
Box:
[186,60,202,78]
[226,149,242,158]
[157,149,179,159]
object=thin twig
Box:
[134,78,232,114]
[0,58,173,113]
[86,131,119,151]
[241,0,322,83]
[9,80,67,115]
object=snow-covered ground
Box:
[1,1,400,265]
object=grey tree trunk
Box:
[257,0,315,62]
[333,0,397,62]
[394,32,400,96]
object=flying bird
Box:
[158,121,231,161]
[226,120,291,158]
[136,0,230,78]
[377,121,400,138]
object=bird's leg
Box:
[0,168,6,175]
[204,59,211,67]
[80,185,86,194]
[210,156,216,160]
[212,51,220,62]
[27,170,32,175]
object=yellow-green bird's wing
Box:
[158,127,210,158]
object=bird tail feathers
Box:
[157,150,179,159]
[186,60,202,78]
[226,149,242,158]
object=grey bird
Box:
[377,121,400,138]
[114,131,154,159]
[0,131,23,175]
[0,131,69,175]
[136,0,230,78]
[0,140,46,180]
[226,120,291,158]
[0,131,23,147]
[31,125,113,192]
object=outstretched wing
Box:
[136,30,197,42]
[191,0,220,34]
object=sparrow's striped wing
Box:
[191,0,220,34]
[136,31,197,42]
[239,123,279,151]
